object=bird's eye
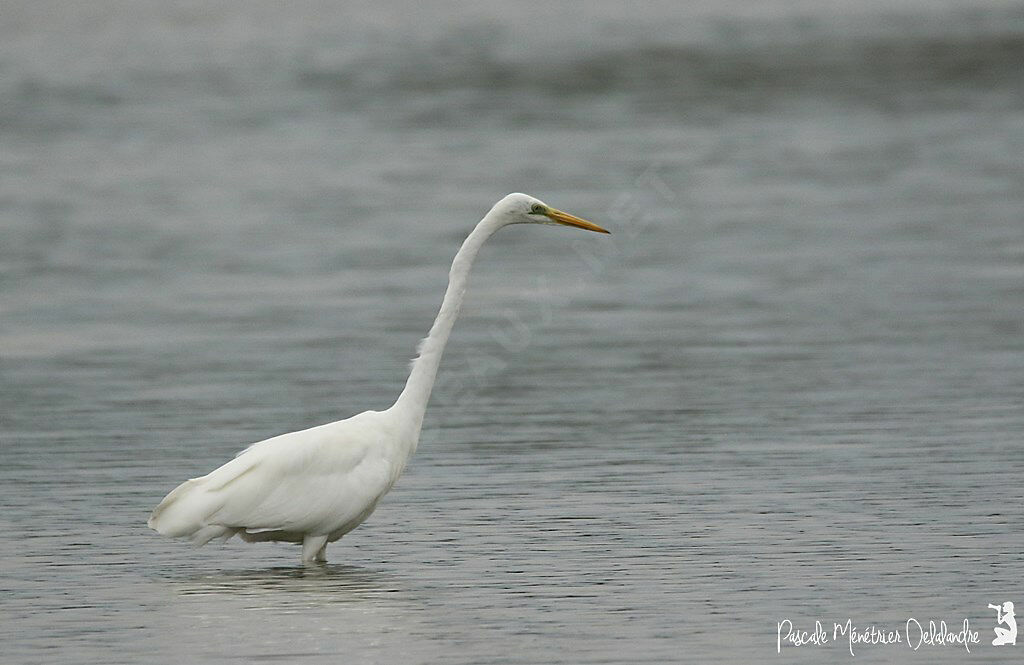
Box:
[531,204,543,214]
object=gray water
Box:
[3,1,1024,663]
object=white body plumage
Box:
[148,193,609,563]
[148,410,412,562]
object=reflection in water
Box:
[170,564,404,604]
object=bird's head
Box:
[492,193,610,234]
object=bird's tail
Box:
[148,477,234,546]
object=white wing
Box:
[148,410,394,544]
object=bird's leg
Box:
[315,541,328,563]
[301,534,329,564]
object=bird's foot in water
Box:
[301,534,329,564]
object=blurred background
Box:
[2,1,1022,663]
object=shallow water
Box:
[2,1,1023,663]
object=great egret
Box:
[148,193,610,563]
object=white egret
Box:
[148,193,609,563]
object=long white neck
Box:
[390,212,504,433]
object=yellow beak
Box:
[544,207,610,234]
